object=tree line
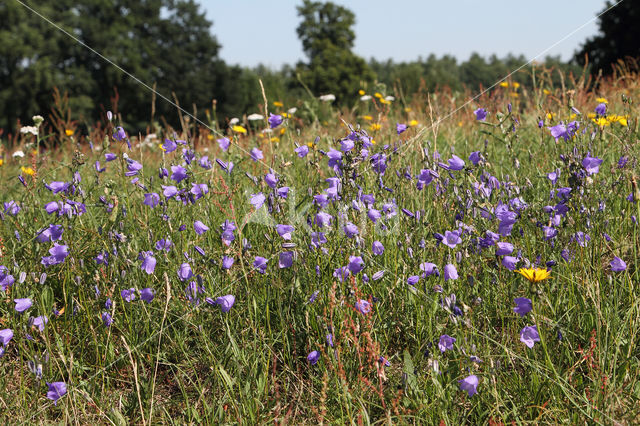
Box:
[0,0,637,134]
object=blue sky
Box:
[200,0,608,68]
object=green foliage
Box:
[575,1,640,74]
[295,0,373,103]
[0,0,238,132]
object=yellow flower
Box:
[207,134,214,140]
[586,113,596,119]
[370,123,381,131]
[232,125,247,134]
[615,115,628,126]
[65,129,74,136]
[370,139,376,144]
[358,89,365,96]
[499,82,509,88]
[362,115,373,121]
[404,107,412,113]
[270,137,280,143]
[409,119,418,127]
[279,128,286,135]
[546,112,555,120]
[592,117,609,127]
[0,159,4,166]
[21,166,36,176]
[281,112,290,118]
[516,267,551,283]
[273,101,284,108]
[159,144,166,152]
[510,92,519,98]
[457,121,463,127]
[569,113,577,119]
[306,142,314,148]
[512,82,520,89]
[543,89,551,95]
[596,97,608,104]
[379,98,390,105]
[374,92,383,98]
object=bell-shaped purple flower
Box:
[46,381,67,405]
[458,375,479,397]
[295,145,309,157]
[250,147,263,162]
[582,155,603,176]
[355,299,371,315]
[279,252,293,269]
[474,108,487,121]
[347,256,364,274]
[307,350,320,365]
[443,264,458,281]
[513,297,532,317]
[438,334,456,352]
[268,113,283,129]
[207,294,235,312]
[250,192,266,210]
[610,257,627,272]
[520,325,540,348]
[178,263,194,281]
[140,288,155,303]
[372,241,384,256]
[14,298,32,313]
[194,220,209,235]
[254,256,268,274]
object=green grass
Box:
[1,71,639,424]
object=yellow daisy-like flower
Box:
[409,119,418,127]
[374,92,383,99]
[370,123,381,131]
[358,89,365,96]
[404,107,412,113]
[21,166,36,176]
[232,125,247,134]
[499,81,509,88]
[546,112,555,120]
[592,117,609,127]
[159,144,166,152]
[65,129,74,136]
[273,101,284,108]
[306,142,315,148]
[279,128,286,135]
[207,134,214,140]
[379,98,390,105]
[370,139,376,145]
[362,115,373,121]
[596,97,608,104]
[586,113,596,119]
[270,137,280,143]
[0,159,4,166]
[516,267,551,283]
[543,89,551,95]
[512,82,520,89]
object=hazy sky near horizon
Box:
[200,0,609,68]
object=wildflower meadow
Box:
[1,66,639,424]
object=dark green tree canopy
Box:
[295,0,372,104]
[0,0,250,132]
[296,0,356,60]
[574,1,640,74]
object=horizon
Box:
[201,0,607,69]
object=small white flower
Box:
[287,107,297,115]
[229,117,240,125]
[319,94,336,102]
[32,115,44,126]
[20,126,39,136]
[360,95,372,101]
[261,128,273,134]
[384,95,395,102]
[12,150,25,158]
[247,113,264,121]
